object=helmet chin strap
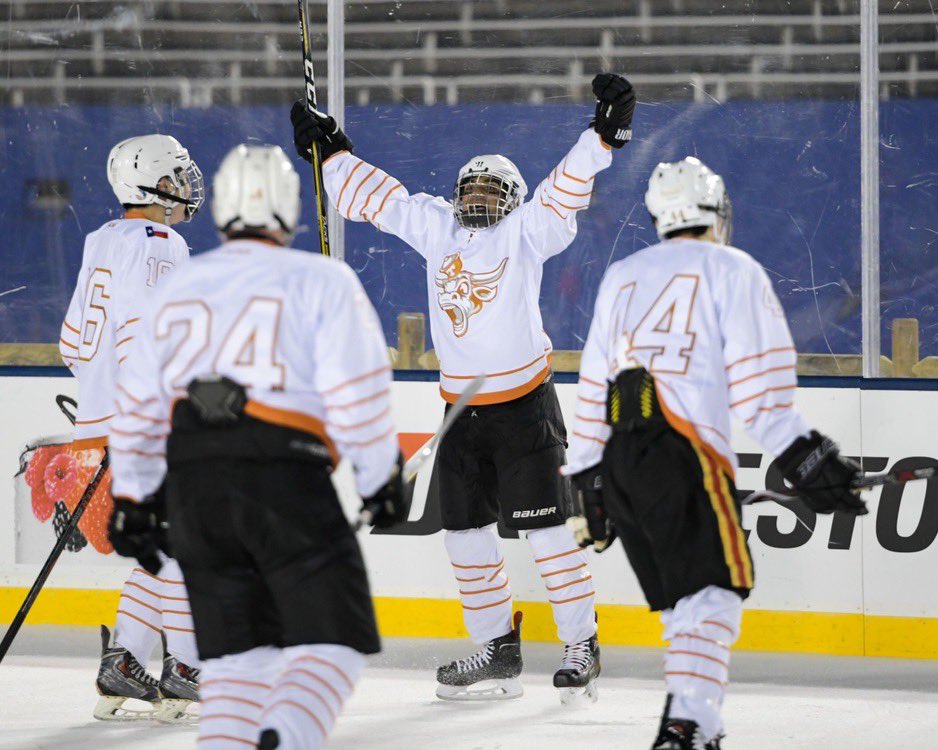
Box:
[139,184,194,221]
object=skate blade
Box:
[558,680,598,707]
[155,698,199,724]
[93,695,159,721]
[436,677,523,702]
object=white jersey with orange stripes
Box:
[321,129,614,405]
[109,239,398,501]
[565,237,811,479]
[59,217,189,447]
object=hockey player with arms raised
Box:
[58,134,204,720]
[564,157,868,748]
[290,72,636,704]
[106,144,405,750]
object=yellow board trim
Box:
[2,588,938,660]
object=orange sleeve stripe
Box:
[579,375,605,388]
[744,402,794,424]
[59,338,78,350]
[729,384,796,410]
[369,182,403,225]
[110,426,168,440]
[325,388,390,412]
[540,195,568,221]
[322,365,391,397]
[115,335,135,348]
[341,425,395,448]
[116,317,140,333]
[727,363,796,390]
[118,383,155,406]
[560,157,595,184]
[335,160,365,214]
[577,395,605,406]
[344,166,379,217]
[550,170,592,197]
[545,193,590,212]
[321,149,351,168]
[725,346,796,372]
[63,320,80,334]
[358,174,392,219]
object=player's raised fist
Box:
[290,100,354,163]
[591,72,636,149]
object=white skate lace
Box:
[127,655,159,688]
[453,642,495,673]
[560,640,592,672]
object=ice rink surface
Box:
[2,627,937,749]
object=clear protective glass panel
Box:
[877,0,938,379]
[0,0,875,379]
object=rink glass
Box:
[0,1,934,380]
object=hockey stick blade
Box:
[296,0,331,256]
[353,375,486,531]
[743,464,936,505]
[0,450,109,663]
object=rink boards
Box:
[1,375,936,659]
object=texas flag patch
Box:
[145,225,169,239]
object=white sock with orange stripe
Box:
[444,525,513,645]
[662,585,743,741]
[527,524,597,644]
[259,644,364,750]
[157,558,199,667]
[114,568,162,666]
[199,645,280,748]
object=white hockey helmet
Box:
[645,157,732,244]
[211,144,301,240]
[452,154,528,230]
[107,134,204,221]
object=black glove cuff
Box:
[778,431,836,487]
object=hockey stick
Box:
[743,465,936,505]
[354,375,486,530]
[0,449,109,664]
[297,0,331,256]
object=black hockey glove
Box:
[360,453,408,529]
[591,72,636,149]
[777,431,868,516]
[568,465,616,553]
[290,100,354,163]
[108,486,169,575]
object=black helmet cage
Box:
[452,172,523,230]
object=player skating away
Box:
[564,157,868,748]
[106,144,405,750]
[57,134,204,721]
[291,72,636,703]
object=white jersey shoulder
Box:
[59,218,189,446]
[566,237,809,478]
[110,239,397,500]
[320,129,613,405]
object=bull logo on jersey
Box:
[434,253,508,338]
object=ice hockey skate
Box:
[155,631,200,723]
[553,633,600,706]
[652,715,723,750]
[92,624,161,720]
[436,611,523,701]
